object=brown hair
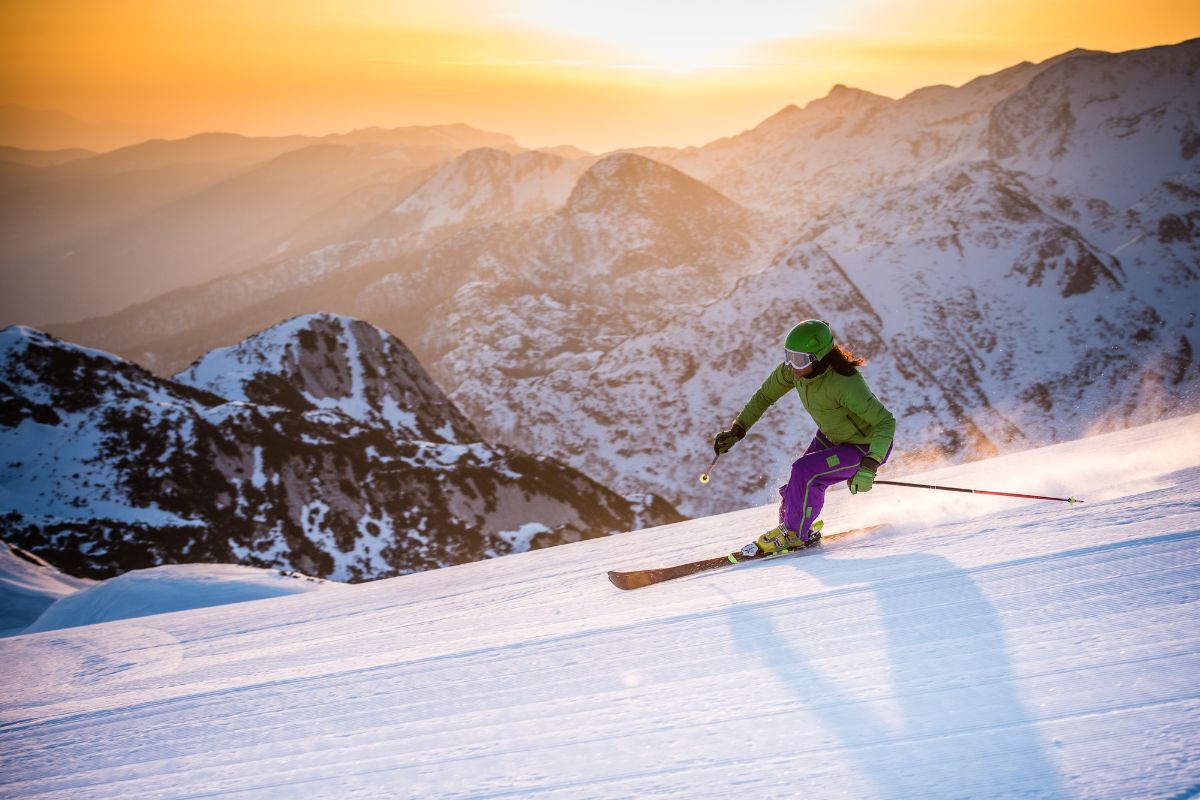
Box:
[824,344,865,376]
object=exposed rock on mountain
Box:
[0,316,683,581]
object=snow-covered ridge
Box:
[2,319,683,582]
[1,416,1196,798]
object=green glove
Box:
[849,456,881,495]
[713,422,746,455]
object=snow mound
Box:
[0,541,93,637]
[24,563,342,634]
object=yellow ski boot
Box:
[755,520,823,555]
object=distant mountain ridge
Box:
[0,315,683,581]
[0,124,521,324]
[0,104,150,152]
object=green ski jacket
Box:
[735,363,896,462]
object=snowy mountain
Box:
[1,416,1197,798]
[987,42,1200,209]
[793,158,1194,433]
[33,38,1200,520]
[355,151,772,350]
[634,59,1066,217]
[0,316,682,582]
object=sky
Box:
[1,0,1198,153]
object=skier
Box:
[713,319,896,554]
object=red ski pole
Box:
[699,453,720,485]
[874,479,1082,505]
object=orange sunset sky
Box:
[2,0,1198,153]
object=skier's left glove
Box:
[849,456,881,495]
[713,422,746,455]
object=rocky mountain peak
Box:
[174,313,478,443]
[803,84,894,117]
[565,152,742,219]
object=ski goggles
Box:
[784,349,817,370]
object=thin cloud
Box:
[366,58,594,67]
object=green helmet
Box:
[784,320,835,361]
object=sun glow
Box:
[2,0,1197,152]
[514,0,848,71]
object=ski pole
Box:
[874,479,1082,505]
[699,453,720,485]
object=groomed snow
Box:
[1,415,1198,799]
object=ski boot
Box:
[754,520,823,555]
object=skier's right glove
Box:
[849,456,881,495]
[713,422,746,455]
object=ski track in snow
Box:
[2,417,1199,799]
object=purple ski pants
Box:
[778,431,892,541]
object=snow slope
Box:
[2,415,1198,799]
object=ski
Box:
[606,524,884,590]
[607,539,819,590]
